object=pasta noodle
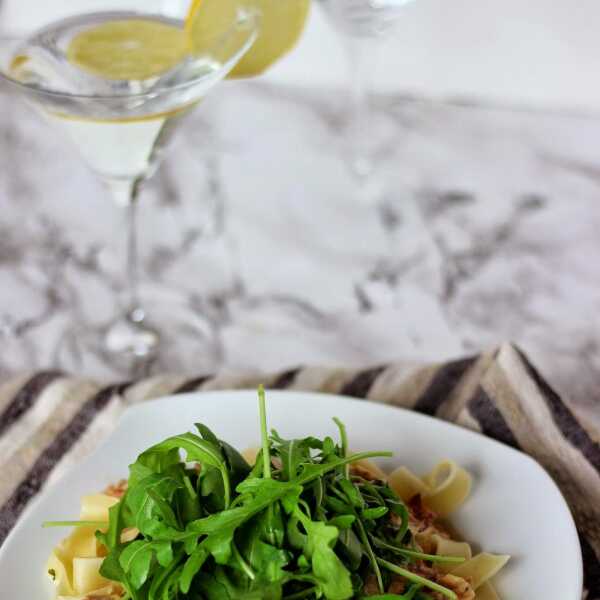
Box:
[475,581,501,599]
[428,532,507,597]
[61,526,100,558]
[80,494,119,522]
[450,552,510,590]
[386,461,508,598]
[47,551,73,596]
[421,460,472,517]
[72,557,110,595]
[389,460,472,517]
[388,466,429,502]
[241,446,259,465]
[47,494,122,600]
[430,533,473,573]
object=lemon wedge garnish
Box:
[185,0,311,78]
[185,0,239,52]
[229,0,311,77]
[65,0,309,82]
[66,19,187,81]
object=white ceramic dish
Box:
[0,390,583,599]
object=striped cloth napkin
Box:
[0,343,598,598]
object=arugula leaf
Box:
[205,527,236,564]
[145,431,232,508]
[362,506,389,520]
[129,447,180,486]
[327,515,356,530]
[286,516,307,551]
[293,507,353,600]
[182,480,303,540]
[259,385,272,480]
[199,465,229,512]
[339,479,364,509]
[196,423,252,489]
[197,566,266,600]
[369,535,465,565]
[119,539,173,589]
[180,543,210,593]
[99,546,140,600]
[148,561,184,600]
[124,473,183,538]
[147,549,184,600]
[271,432,323,482]
[176,473,203,524]
[295,451,393,487]
[336,526,363,572]
[96,498,126,551]
[333,417,350,481]
[238,512,290,582]
[255,542,290,583]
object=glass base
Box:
[55,302,223,379]
[104,308,160,358]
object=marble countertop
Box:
[0,80,599,423]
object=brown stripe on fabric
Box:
[340,366,386,399]
[413,357,477,416]
[0,384,121,546]
[516,348,600,475]
[271,368,301,389]
[580,533,600,598]
[173,376,212,395]
[468,386,521,450]
[0,371,63,438]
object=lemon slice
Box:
[185,0,239,52]
[67,19,188,81]
[185,0,310,78]
[230,0,311,78]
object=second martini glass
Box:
[0,1,259,374]
[319,0,415,183]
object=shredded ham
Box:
[103,479,128,499]
[387,577,408,594]
[363,574,380,596]
[438,573,476,600]
[363,565,475,599]
[363,495,474,599]
[349,464,383,482]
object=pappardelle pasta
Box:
[45,390,509,600]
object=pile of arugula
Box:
[51,387,464,599]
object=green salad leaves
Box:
[49,387,464,600]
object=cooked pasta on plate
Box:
[44,388,508,600]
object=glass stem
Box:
[126,185,142,316]
[101,177,159,361]
[106,178,143,318]
[344,35,380,179]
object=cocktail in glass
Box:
[0,1,259,374]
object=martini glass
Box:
[0,1,259,375]
[319,0,414,182]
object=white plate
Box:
[0,391,583,599]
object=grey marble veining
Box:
[0,80,599,423]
